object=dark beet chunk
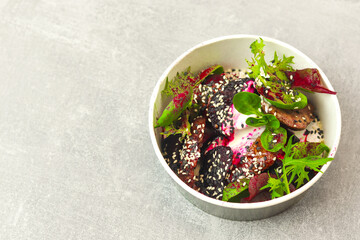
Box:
[207,90,233,135]
[192,75,225,111]
[161,134,182,173]
[202,135,228,155]
[178,136,200,190]
[207,78,251,136]
[198,146,233,200]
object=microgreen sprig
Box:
[246,38,308,110]
[261,136,333,199]
[233,92,287,152]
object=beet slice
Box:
[198,146,233,200]
[162,134,182,173]
[245,173,269,201]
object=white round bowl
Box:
[149,35,341,220]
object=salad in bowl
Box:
[149,36,340,220]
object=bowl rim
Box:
[149,34,341,209]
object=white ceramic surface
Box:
[149,35,341,220]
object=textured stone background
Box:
[0,0,358,239]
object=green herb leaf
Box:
[160,110,191,140]
[284,135,295,159]
[222,179,250,202]
[291,142,330,159]
[246,59,261,79]
[260,127,287,152]
[162,67,196,97]
[263,135,334,198]
[266,90,308,110]
[227,189,250,202]
[260,174,287,199]
[264,114,280,128]
[250,38,265,55]
[246,117,268,127]
[271,52,295,72]
[155,89,192,128]
[246,114,280,128]
[285,156,333,188]
[247,38,267,79]
[233,92,263,116]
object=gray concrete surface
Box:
[0,0,358,239]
